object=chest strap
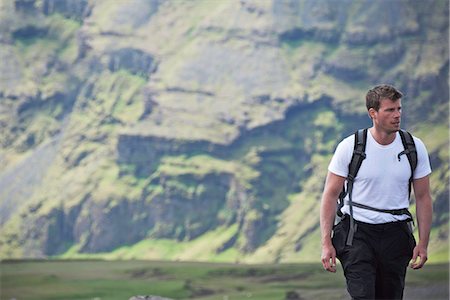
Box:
[344,201,413,219]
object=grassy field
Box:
[0,260,448,300]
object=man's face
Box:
[370,98,402,133]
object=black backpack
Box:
[336,128,417,246]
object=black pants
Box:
[332,216,416,300]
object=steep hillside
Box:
[0,0,448,263]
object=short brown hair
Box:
[366,84,403,111]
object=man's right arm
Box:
[320,171,346,273]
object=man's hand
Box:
[410,244,428,269]
[321,243,337,273]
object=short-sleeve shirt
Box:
[328,129,432,224]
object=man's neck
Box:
[369,127,397,145]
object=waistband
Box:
[342,214,411,230]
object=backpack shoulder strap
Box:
[348,128,368,181]
[398,129,417,170]
[344,128,368,246]
[398,129,417,198]
[337,128,368,216]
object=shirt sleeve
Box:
[328,136,353,178]
[413,136,432,179]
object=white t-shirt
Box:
[328,129,432,224]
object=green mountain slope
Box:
[0,0,448,263]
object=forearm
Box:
[320,190,339,273]
[320,172,345,246]
[320,194,337,246]
[410,175,433,269]
[320,172,345,272]
[415,193,433,248]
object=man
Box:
[320,84,433,299]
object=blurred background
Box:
[0,0,448,264]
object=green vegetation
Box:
[1,260,447,300]
[58,225,241,262]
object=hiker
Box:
[320,84,433,299]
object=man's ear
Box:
[368,108,376,119]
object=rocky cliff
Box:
[0,0,448,262]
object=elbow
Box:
[416,192,433,204]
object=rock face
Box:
[106,48,157,78]
[0,0,448,261]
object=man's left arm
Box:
[410,175,433,269]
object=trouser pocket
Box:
[332,216,349,257]
[403,222,417,254]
